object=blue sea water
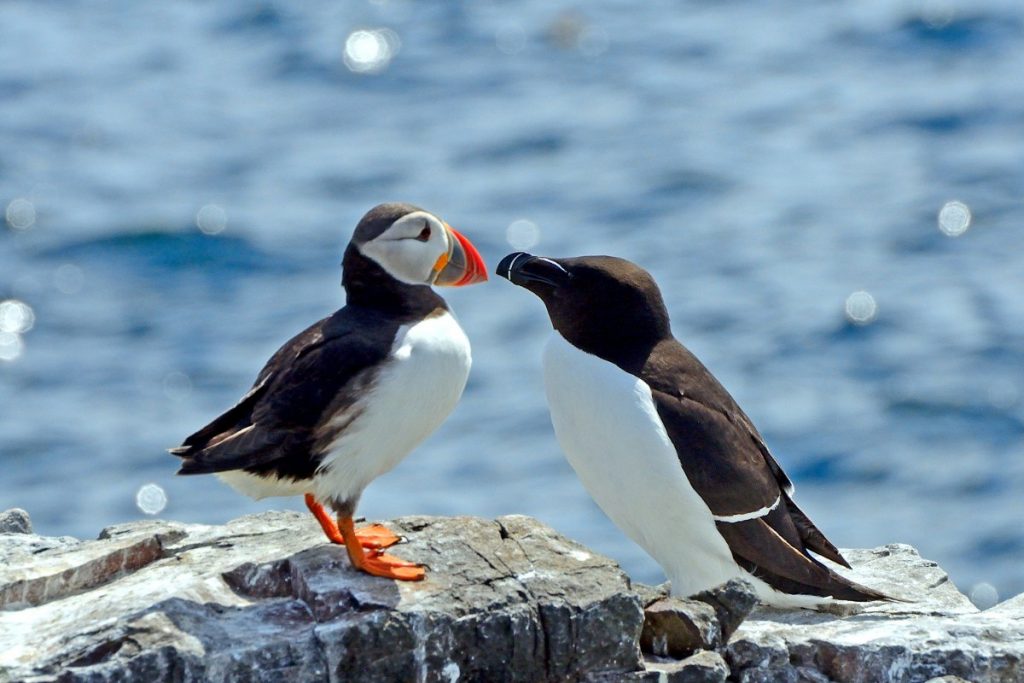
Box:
[2,0,1023,604]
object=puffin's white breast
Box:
[313,310,472,504]
[542,332,743,597]
[220,311,471,504]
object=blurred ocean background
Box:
[2,0,1022,606]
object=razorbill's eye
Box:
[415,224,431,242]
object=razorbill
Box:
[171,203,487,581]
[497,252,889,606]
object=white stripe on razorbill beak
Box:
[712,495,781,523]
[503,252,529,280]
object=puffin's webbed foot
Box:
[353,523,403,550]
[338,515,425,581]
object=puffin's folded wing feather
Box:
[176,424,287,474]
[170,316,331,457]
[170,376,273,456]
[250,326,384,429]
[176,316,389,475]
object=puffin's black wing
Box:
[172,309,394,476]
[649,388,888,601]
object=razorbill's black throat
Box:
[171,203,488,581]
[497,252,889,606]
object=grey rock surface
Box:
[691,578,759,643]
[1,510,645,683]
[728,544,1024,683]
[3,510,1023,683]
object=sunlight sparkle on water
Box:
[938,200,971,237]
[844,291,878,325]
[0,300,35,334]
[5,198,36,231]
[921,0,956,28]
[506,219,541,250]
[344,29,399,74]
[969,582,999,610]
[196,204,228,235]
[136,484,168,516]
[0,332,25,362]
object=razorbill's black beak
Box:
[496,252,571,288]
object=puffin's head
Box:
[496,252,670,357]
[352,203,487,287]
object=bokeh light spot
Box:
[0,331,25,362]
[937,200,971,237]
[844,291,878,325]
[0,300,35,334]
[136,483,168,516]
[196,204,228,235]
[921,0,956,28]
[5,198,36,231]
[54,264,85,294]
[969,582,999,610]
[506,219,541,250]
[344,28,399,74]
[162,371,193,402]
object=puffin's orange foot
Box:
[337,515,425,581]
[356,552,426,581]
[354,524,402,550]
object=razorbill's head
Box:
[497,252,671,361]
[351,203,488,287]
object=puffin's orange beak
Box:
[432,224,488,287]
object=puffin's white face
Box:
[358,211,452,286]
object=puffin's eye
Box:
[415,224,431,242]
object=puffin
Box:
[171,203,487,581]
[496,252,889,606]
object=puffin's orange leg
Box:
[305,494,402,549]
[305,493,346,544]
[338,516,425,581]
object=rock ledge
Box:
[2,510,1022,683]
